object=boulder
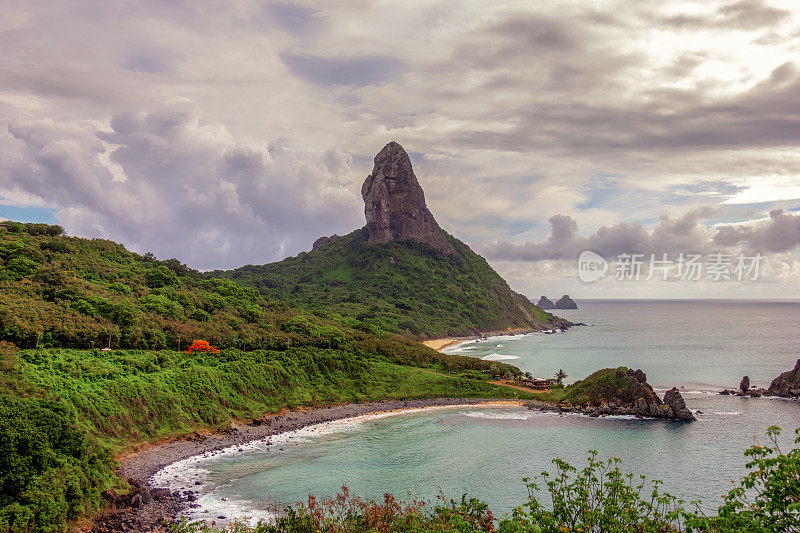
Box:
[663,387,695,421]
[361,142,454,254]
[130,492,142,509]
[149,488,171,501]
[312,234,339,250]
[739,375,750,393]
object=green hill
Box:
[214,228,568,338]
[213,142,568,339]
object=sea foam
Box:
[480,353,520,361]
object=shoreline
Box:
[423,326,564,353]
[94,398,525,531]
[422,328,541,352]
[119,398,525,482]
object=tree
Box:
[185,339,220,354]
[555,369,567,385]
[144,265,179,288]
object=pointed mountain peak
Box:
[375,141,409,162]
[361,142,454,254]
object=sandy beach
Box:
[422,337,473,351]
[422,328,546,352]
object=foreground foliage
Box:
[0,394,114,532]
[173,427,800,533]
[686,426,800,532]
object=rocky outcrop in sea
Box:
[554,295,578,309]
[527,368,695,421]
[719,360,800,399]
[536,296,556,309]
[768,358,800,398]
[361,141,455,255]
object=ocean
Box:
[153,300,800,525]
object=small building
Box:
[516,378,554,390]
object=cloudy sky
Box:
[1,0,799,298]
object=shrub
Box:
[145,265,179,288]
[107,282,131,295]
[503,452,686,533]
[0,394,113,532]
[191,309,212,322]
[5,257,39,280]
[39,240,70,253]
[140,293,184,319]
[6,222,25,234]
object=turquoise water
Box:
[156,300,800,524]
[455,300,800,389]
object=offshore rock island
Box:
[537,295,578,310]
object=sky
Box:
[1,0,799,298]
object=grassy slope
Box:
[213,228,568,338]
[15,347,534,451]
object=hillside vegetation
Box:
[213,228,568,339]
[0,222,534,531]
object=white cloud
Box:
[722,175,800,204]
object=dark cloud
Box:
[714,209,800,252]
[120,47,175,75]
[449,59,800,155]
[266,2,324,34]
[477,206,800,262]
[280,52,406,87]
[663,0,790,30]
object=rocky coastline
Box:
[719,359,800,399]
[524,387,694,421]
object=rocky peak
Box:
[361,142,454,255]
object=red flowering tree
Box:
[185,339,220,354]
